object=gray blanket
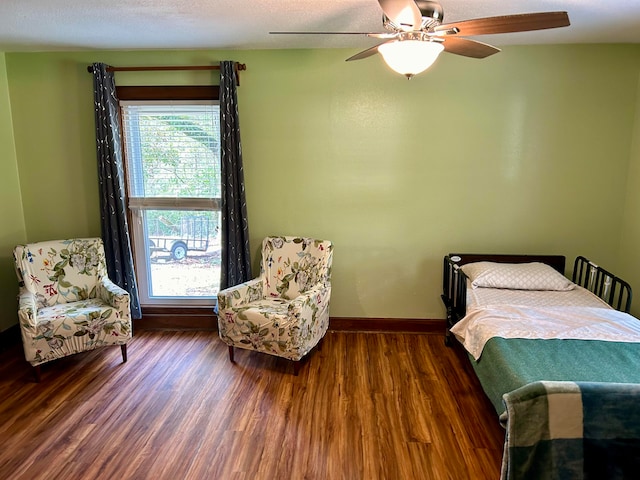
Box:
[500,381,640,479]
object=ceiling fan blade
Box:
[268,31,396,39]
[378,0,423,30]
[442,37,501,59]
[270,31,379,35]
[346,41,391,62]
[432,11,570,36]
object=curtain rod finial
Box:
[236,63,247,71]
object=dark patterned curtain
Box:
[220,61,252,289]
[91,63,142,319]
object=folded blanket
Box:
[500,381,640,480]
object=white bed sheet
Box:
[452,285,640,360]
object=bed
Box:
[441,253,640,479]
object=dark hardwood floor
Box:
[0,330,504,479]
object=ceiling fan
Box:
[270,0,570,79]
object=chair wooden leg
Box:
[33,365,41,383]
[121,344,128,363]
[228,346,235,363]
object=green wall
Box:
[619,71,640,317]
[3,44,640,328]
[0,52,26,331]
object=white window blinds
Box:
[121,101,221,200]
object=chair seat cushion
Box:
[26,299,131,366]
[219,298,304,359]
[39,297,118,319]
[243,297,292,321]
[225,298,293,328]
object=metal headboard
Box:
[442,253,567,329]
[441,256,466,331]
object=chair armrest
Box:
[217,278,264,310]
[288,284,332,312]
[17,287,38,327]
[97,277,130,311]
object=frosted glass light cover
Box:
[378,40,444,78]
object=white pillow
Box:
[460,261,575,291]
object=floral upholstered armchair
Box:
[217,236,333,374]
[13,238,132,381]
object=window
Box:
[120,99,221,306]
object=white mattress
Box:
[452,284,640,360]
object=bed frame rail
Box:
[572,256,632,313]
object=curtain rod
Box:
[86,63,246,73]
[86,62,246,85]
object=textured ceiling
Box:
[0,0,639,52]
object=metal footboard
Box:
[572,256,632,313]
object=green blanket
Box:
[470,338,640,415]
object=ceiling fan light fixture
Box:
[378,40,444,79]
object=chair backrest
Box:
[261,236,333,299]
[13,238,108,308]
